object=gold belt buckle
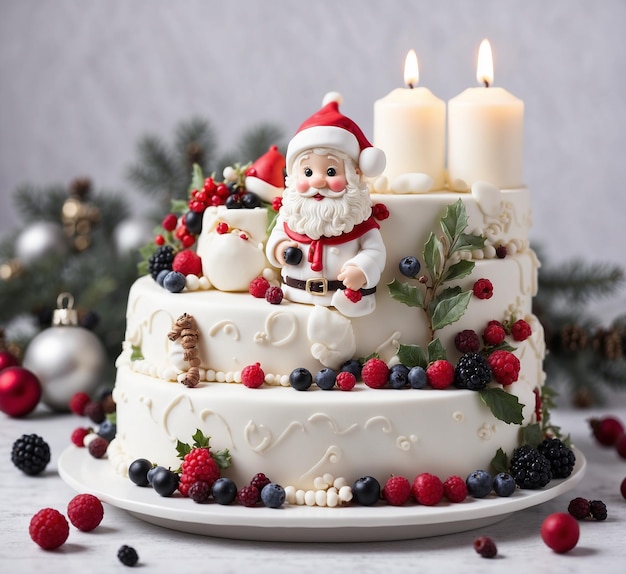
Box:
[305,277,328,295]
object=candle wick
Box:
[408,83,414,89]
[483,79,490,88]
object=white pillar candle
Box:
[374,50,446,190]
[447,40,524,191]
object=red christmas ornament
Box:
[0,350,19,372]
[0,366,42,417]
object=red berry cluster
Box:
[381,472,468,506]
[248,276,284,305]
[68,391,116,458]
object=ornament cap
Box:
[52,292,78,326]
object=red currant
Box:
[181,235,196,248]
[216,222,229,235]
[155,235,165,246]
[216,183,230,199]
[162,213,178,231]
[540,512,579,553]
[175,225,188,239]
[194,190,208,205]
[203,178,217,194]
[189,200,205,213]
[211,195,223,206]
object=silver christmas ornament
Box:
[113,217,154,255]
[15,221,68,265]
[22,293,106,412]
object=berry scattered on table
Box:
[382,475,411,506]
[465,469,493,498]
[567,497,591,520]
[352,476,381,506]
[412,472,444,506]
[69,391,91,415]
[117,544,139,567]
[473,535,497,558]
[509,444,552,489]
[29,508,70,550]
[589,499,608,521]
[67,493,104,531]
[589,415,624,447]
[540,512,580,553]
[361,358,389,389]
[11,433,50,475]
[621,477,626,500]
[261,483,286,508]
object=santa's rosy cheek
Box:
[295,178,310,193]
[328,177,347,193]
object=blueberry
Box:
[352,476,381,506]
[399,256,421,278]
[151,466,179,497]
[466,469,493,498]
[492,472,516,497]
[211,477,238,505]
[284,246,303,265]
[163,270,186,293]
[388,364,409,389]
[315,368,337,390]
[128,458,153,487]
[408,366,427,389]
[289,367,313,391]
[97,419,116,442]
[340,359,362,380]
[225,194,243,209]
[184,210,203,235]
[260,483,286,508]
[241,192,261,209]
[156,269,170,287]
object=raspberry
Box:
[241,362,265,388]
[179,448,220,497]
[237,485,260,507]
[511,319,532,341]
[454,329,480,353]
[249,276,270,298]
[250,472,272,491]
[71,427,91,447]
[265,286,284,305]
[589,500,607,521]
[382,475,411,506]
[473,535,497,558]
[443,475,468,503]
[509,444,552,489]
[483,321,506,346]
[567,497,591,520]
[472,278,493,299]
[117,545,139,567]
[172,249,203,276]
[88,436,109,459]
[426,360,455,390]
[29,508,70,550]
[487,350,520,386]
[67,493,104,531]
[412,472,444,506]
[84,400,105,424]
[361,358,389,389]
[537,438,576,479]
[336,371,356,391]
[343,288,362,303]
[162,213,178,232]
[69,392,91,415]
[454,353,492,390]
[188,480,212,503]
[11,433,51,475]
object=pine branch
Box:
[12,184,67,222]
[174,117,217,178]
[235,123,285,163]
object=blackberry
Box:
[188,480,211,503]
[454,353,492,390]
[11,434,51,475]
[589,500,607,521]
[509,444,552,489]
[567,497,591,520]
[537,438,576,479]
[147,245,175,280]
[117,544,139,567]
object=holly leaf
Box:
[191,428,211,449]
[491,447,509,474]
[427,338,447,362]
[212,448,232,470]
[451,232,486,255]
[442,259,475,283]
[397,344,427,368]
[170,199,188,214]
[478,388,524,425]
[388,279,425,308]
[521,423,543,448]
[175,439,192,460]
[431,287,472,331]
[423,233,443,278]
[440,199,468,246]
[189,163,205,194]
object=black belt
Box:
[284,276,376,296]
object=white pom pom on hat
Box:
[286,92,386,178]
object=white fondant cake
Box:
[109,94,548,499]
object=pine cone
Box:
[187,142,204,166]
[69,177,92,199]
[593,327,623,360]
[559,324,589,353]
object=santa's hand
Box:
[275,240,299,265]
[338,266,366,291]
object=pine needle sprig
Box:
[12,184,68,223]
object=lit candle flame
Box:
[476,39,493,87]
[404,49,419,89]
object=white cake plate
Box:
[59,445,586,542]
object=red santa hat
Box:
[244,145,286,202]
[286,92,386,178]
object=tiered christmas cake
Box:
[109,92,551,500]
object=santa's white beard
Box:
[280,184,372,240]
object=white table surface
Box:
[2,391,626,574]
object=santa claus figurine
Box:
[266,93,386,318]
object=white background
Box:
[1,0,626,271]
